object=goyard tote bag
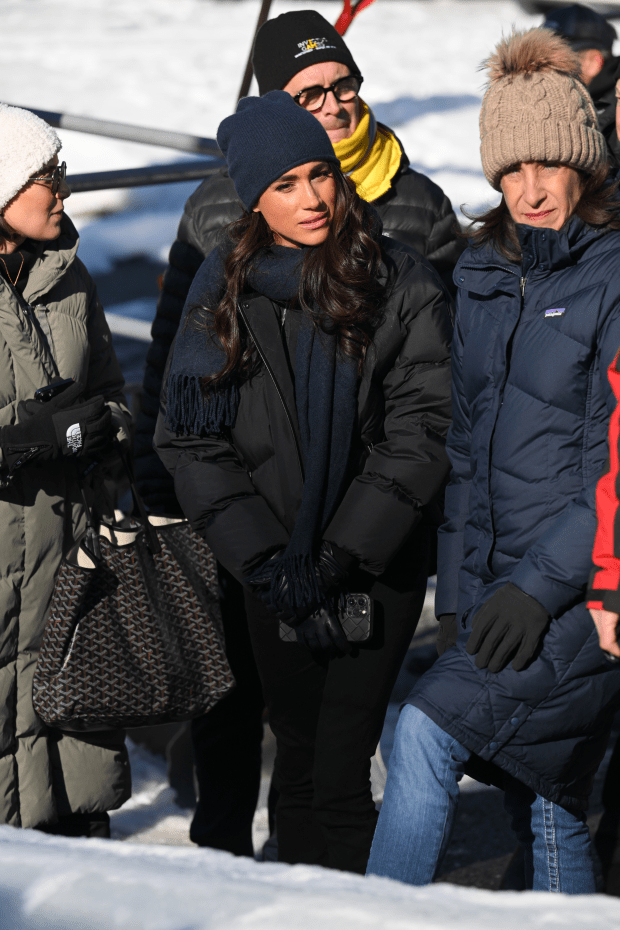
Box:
[32,456,235,731]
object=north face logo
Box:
[66,423,83,453]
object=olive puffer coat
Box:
[154,237,453,585]
[0,216,131,828]
[409,218,620,811]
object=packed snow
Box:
[1,0,620,925]
[3,824,620,930]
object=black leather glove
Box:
[437,614,458,656]
[0,380,114,473]
[466,582,551,673]
[294,606,351,657]
[251,541,354,621]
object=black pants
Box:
[245,532,430,874]
[190,565,266,856]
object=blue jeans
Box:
[366,704,596,892]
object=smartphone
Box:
[279,593,373,643]
[34,378,75,403]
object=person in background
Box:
[543,4,620,167]
[134,8,462,858]
[587,354,620,892]
[0,105,131,837]
[367,27,620,892]
[154,91,452,872]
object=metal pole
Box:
[237,0,273,102]
[66,159,226,193]
[1,104,222,157]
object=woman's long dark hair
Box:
[463,163,620,262]
[194,166,385,390]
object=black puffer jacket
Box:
[153,237,453,583]
[135,156,462,512]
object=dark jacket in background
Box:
[589,57,620,171]
[135,156,463,512]
[409,218,620,812]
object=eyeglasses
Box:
[30,161,67,195]
[293,75,363,112]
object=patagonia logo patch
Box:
[295,37,337,58]
[544,308,565,318]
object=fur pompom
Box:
[484,28,581,84]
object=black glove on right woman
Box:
[466,582,551,673]
[0,381,113,473]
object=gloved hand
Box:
[0,380,114,473]
[437,614,458,656]
[294,606,351,657]
[466,582,551,673]
[251,540,354,620]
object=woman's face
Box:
[253,160,336,249]
[2,155,70,249]
[500,162,584,231]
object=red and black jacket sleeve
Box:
[588,348,620,612]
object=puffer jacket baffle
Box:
[0,216,131,829]
[409,218,620,811]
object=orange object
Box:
[588,348,620,608]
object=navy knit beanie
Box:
[252,11,361,96]
[217,90,340,210]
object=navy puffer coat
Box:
[408,217,620,811]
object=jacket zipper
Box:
[485,272,528,569]
[238,302,305,483]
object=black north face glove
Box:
[294,606,351,657]
[0,380,113,473]
[466,583,551,673]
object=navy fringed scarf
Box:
[166,242,358,610]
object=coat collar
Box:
[454,217,613,295]
[21,214,79,304]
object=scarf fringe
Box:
[249,552,325,612]
[166,373,238,435]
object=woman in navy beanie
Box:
[155,91,453,872]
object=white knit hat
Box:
[0,105,61,210]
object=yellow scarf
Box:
[332,99,403,202]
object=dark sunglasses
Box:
[30,161,67,195]
[293,75,363,112]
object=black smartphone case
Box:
[279,594,373,643]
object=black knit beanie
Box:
[217,90,340,210]
[252,10,361,95]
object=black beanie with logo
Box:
[252,10,362,95]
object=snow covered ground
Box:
[2,0,620,923]
[3,824,620,930]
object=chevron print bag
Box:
[32,458,235,731]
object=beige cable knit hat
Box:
[480,29,606,192]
